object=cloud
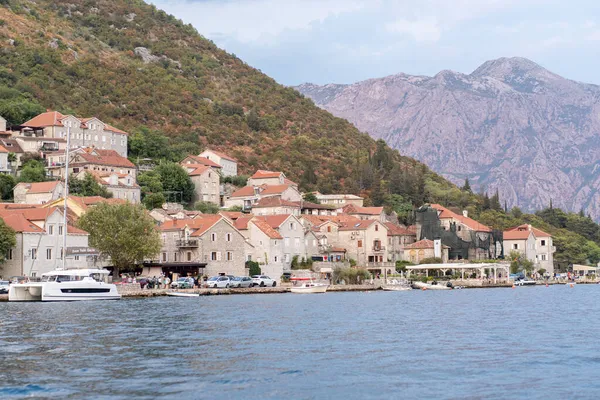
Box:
[385,17,441,42]
[152,0,367,44]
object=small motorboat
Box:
[411,281,452,290]
[290,277,328,293]
[382,285,412,291]
[513,279,536,286]
[167,292,200,297]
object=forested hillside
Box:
[0,0,470,215]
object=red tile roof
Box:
[503,230,533,240]
[506,224,551,238]
[219,211,245,221]
[160,215,223,237]
[104,123,129,136]
[22,111,65,127]
[203,149,237,162]
[253,197,300,208]
[342,204,384,215]
[183,164,211,176]
[0,145,7,153]
[260,184,294,195]
[255,214,293,229]
[251,218,283,239]
[384,222,416,236]
[430,204,492,232]
[16,181,62,194]
[339,219,377,231]
[405,239,449,249]
[230,186,256,197]
[1,213,45,233]
[233,215,253,230]
[181,155,222,168]
[76,151,135,168]
[251,170,283,179]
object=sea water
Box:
[1,285,599,399]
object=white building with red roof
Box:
[20,110,129,157]
[247,170,298,188]
[224,183,302,211]
[0,206,90,279]
[13,181,65,205]
[180,163,220,205]
[403,239,450,264]
[504,224,555,274]
[198,149,237,176]
[75,170,141,204]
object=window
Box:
[327,226,332,233]
[31,249,37,260]
[541,254,547,261]
[187,252,192,261]
[375,224,379,232]
[513,244,518,250]
[226,233,232,242]
[294,237,300,247]
[274,256,278,262]
[162,252,167,262]
[284,237,290,247]
[358,240,363,248]
[458,226,462,231]
[284,254,290,262]
[46,248,52,260]
[211,233,217,242]
[94,135,98,141]
[541,240,546,246]
[226,251,233,261]
[290,222,295,230]
[102,136,106,142]
[211,252,217,261]
[60,248,63,260]
[47,224,54,235]
[58,225,63,235]
[6,248,13,260]
[173,253,178,262]
[74,255,80,261]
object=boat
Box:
[167,292,200,297]
[290,277,328,293]
[513,279,536,286]
[411,281,452,290]
[9,269,121,301]
[382,285,412,291]
[566,282,576,287]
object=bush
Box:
[246,261,260,276]
[333,267,370,285]
[419,257,443,264]
[395,260,413,273]
[194,201,220,214]
[291,255,300,270]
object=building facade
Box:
[198,149,237,176]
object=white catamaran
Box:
[8,126,121,302]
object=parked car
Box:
[230,276,253,288]
[252,275,276,287]
[206,276,231,288]
[171,277,195,289]
[0,280,9,294]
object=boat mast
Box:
[62,126,71,269]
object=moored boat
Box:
[411,281,452,290]
[167,292,200,297]
[382,285,412,291]
[9,269,121,302]
[513,279,536,286]
[290,277,328,293]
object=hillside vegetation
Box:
[2,0,600,270]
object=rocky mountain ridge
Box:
[296,57,600,219]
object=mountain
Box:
[296,57,600,219]
[0,0,467,206]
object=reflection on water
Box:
[2,286,600,399]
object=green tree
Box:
[77,203,161,277]
[194,201,219,214]
[302,192,319,204]
[246,260,261,276]
[0,173,15,200]
[154,161,194,203]
[0,218,16,268]
[143,192,165,210]
[461,178,472,192]
[68,173,112,198]
[18,160,46,183]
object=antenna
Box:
[62,126,71,269]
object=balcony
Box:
[40,144,60,152]
[176,239,199,248]
[372,245,386,252]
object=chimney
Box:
[528,224,532,231]
[462,210,468,218]
[434,239,442,259]
[0,116,5,132]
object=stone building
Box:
[403,239,450,264]
[182,164,220,205]
[13,181,64,204]
[385,222,417,263]
[504,224,555,274]
[198,149,238,176]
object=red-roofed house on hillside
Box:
[385,222,417,263]
[48,147,136,179]
[224,184,302,211]
[155,215,253,278]
[19,111,129,157]
[341,204,386,222]
[198,149,237,176]
[335,219,393,273]
[0,207,90,279]
[180,163,220,205]
[504,224,555,274]
[14,181,64,205]
[252,197,301,216]
[423,204,496,261]
[247,170,298,189]
[403,239,450,264]
[76,171,140,204]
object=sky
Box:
[151,0,600,86]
